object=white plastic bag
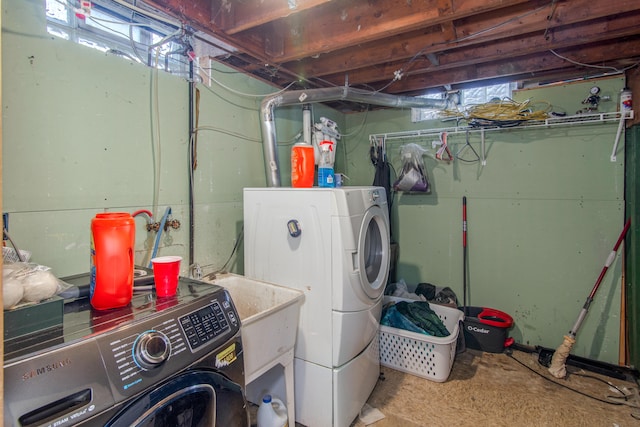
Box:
[3,262,62,309]
[393,143,430,192]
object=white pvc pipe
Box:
[302,105,312,145]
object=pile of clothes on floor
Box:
[381,279,459,337]
[385,279,458,307]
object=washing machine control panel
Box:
[96,289,241,402]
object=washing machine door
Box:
[358,204,390,299]
[105,370,249,427]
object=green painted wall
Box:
[344,78,627,364]
[2,0,631,364]
[2,0,341,278]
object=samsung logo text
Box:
[22,358,72,381]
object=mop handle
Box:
[569,218,631,337]
[588,217,631,300]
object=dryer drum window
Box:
[364,218,384,283]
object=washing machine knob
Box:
[134,331,171,370]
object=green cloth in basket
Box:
[381,301,450,337]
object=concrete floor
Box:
[250,348,639,426]
[351,348,639,427]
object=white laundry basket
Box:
[378,296,464,382]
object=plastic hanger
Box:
[456,130,481,163]
[435,132,453,163]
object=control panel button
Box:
[179,300,231,351]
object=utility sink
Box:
[206,273,304,381]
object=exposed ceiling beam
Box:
[228,0,532,62]
[315,13,640,88]
[383,38,640,94]
[141,0,640,111]
[211,0,333,35]
[282,0,640,81]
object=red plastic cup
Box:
[151,256,182,297]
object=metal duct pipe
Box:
[260,86,446,187]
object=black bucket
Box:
[462,306,514,353]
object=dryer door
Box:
[357,204,390,299]
[105,370,248,427]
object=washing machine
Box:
[4,273,249,427]
[243,186,390,427]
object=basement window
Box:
[412,82,517,122]
[45,0,192,77]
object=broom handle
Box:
[569,218,631,338]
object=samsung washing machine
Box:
[243,186,390,427]
[4,274,249,427]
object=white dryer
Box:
[244,187,390,427]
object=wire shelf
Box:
[369,110,634,143]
